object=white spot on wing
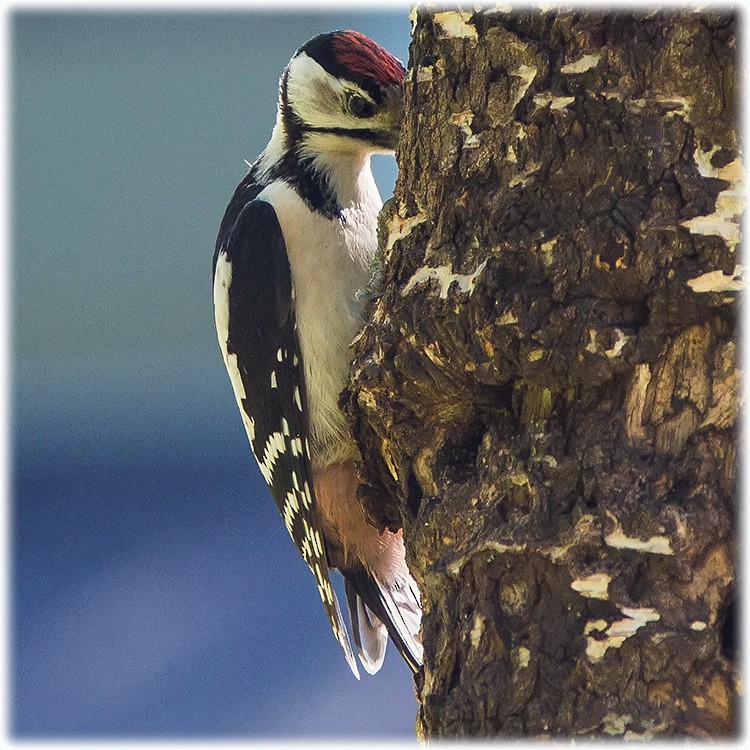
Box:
[282,490,300,537]
[291,437,303,457]
[302,480,313,508]
[258,431,285,484]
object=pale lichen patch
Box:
[451,110,474,130]
[434,10,478,39]
[408,5,418,31]
[585,328,599,353]
[469,614,485,649]
[423,341,447,368]
[560,53,601,74]
[602,712,632,736]
[586,607,661,662]
[571,572,612,600]
[625,363,652,443]
[655,95,694,117]
[585,619,609,635]
[510,64,537,109]
[625,98,648,113]
[605,328,631,358]
[540,237,558,261]
[513,645,531,669]
[687,265,744,293]
[417,58,446,82]
[497,310,519,325]
[446,540,528,577]
[586,328,631,358]
[385,211,427,252]
[681,148,742,249]
[690,621,708,631]
[605,512,674,555]
[533,92,576,110]
[509,160,542,187]
[625,721,670,740]
[451,110,480,149]
[402,260,488,300]
[381,439,400,482]
[605,528,673,555]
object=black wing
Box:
[213,198,360,678]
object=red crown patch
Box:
[332,31,405,91]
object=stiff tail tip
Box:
[332,586,361,679]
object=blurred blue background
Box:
[10,10,416,739]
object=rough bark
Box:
[345,8,739,739]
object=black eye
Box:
[348,93,376,119]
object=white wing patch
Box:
[214,251,256,446]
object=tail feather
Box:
[345,579,388,675]
[343,563,423,674]
[373,570,423,671]
[332,584,361,679]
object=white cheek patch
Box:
[287,53,348,129]
[286,52,381,132]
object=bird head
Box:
[280,30,406,154]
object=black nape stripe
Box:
[266,69,342,220]
[267,148,341,220]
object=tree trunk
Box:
[345,7,739,739]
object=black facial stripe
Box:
[304,125,395,148]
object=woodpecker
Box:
[212,31,422,678]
